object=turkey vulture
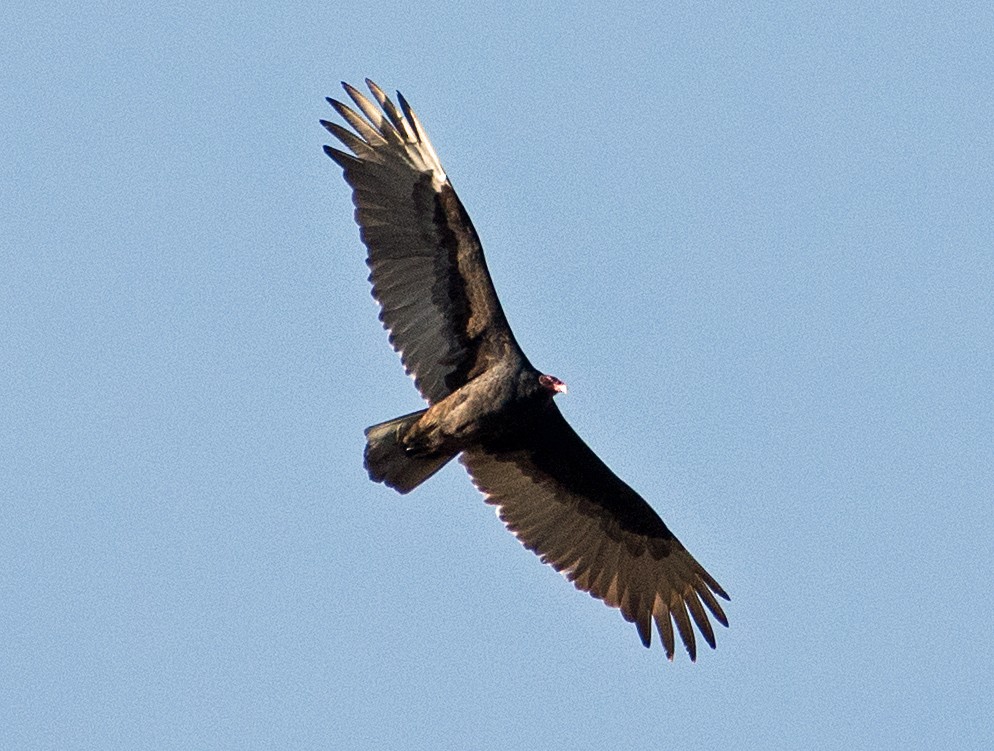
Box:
[322,80,729,660]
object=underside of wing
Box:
[460,406,729,660]
[322,80,523,404]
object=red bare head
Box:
[539,373,568,396]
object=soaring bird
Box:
[322,80,728,660]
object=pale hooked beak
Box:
[539,374,568,395]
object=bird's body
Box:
[322,80,729,660]
[410,359,546,453]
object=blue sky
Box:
[3,2,992,749]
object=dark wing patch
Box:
[460,405,728,660]
[323,80,523,404]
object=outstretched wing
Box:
[461,405,729,660]
[322,80,525,405]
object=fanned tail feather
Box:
[364,410,455,494]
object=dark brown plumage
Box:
[322,80,729,660]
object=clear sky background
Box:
[3,2,993,749]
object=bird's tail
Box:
[364,410,456,494]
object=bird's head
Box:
[538,373,568,396]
